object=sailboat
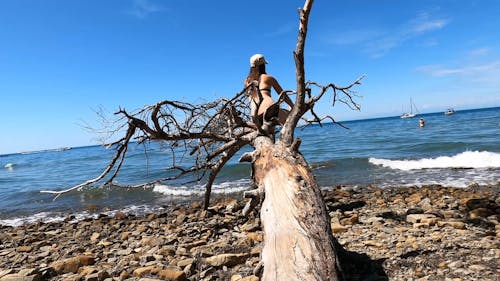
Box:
[400,98,419,119]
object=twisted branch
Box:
[41,0,363,209]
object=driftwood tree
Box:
[42,0,364,280]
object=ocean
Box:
[1,107,499,226]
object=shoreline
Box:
[1,185,499,280]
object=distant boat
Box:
[54,147,72,152]
[400,98,419,119]
[20,147,72,155]
[444,108,455,116]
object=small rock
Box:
[15,246,33,253]
[246,232,263,242]
[179,240,206,250]
[364,240,384,247]
[177,258,194,268]
[405,193,422,204]
[90,232,100,242]
[418,197,433,212]
[204,253,249,267]
[158,269,187,281]
[406,214,436,224]
[78,266,97,276]
[51,255,95,274]
[330,223,347,233]
[240,276,259,281]
[468,264,487,271]
[158,247,175,257]
[133,266,159,277]
[231,275,243,281]
[84,273,99,281]
[340,214,359,225]
[437,220,465,229]
[113,211,128,219]
[0,269,14,279]
[447,260,463,269]
[468,208,493,218]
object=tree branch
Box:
[280,0,314,146]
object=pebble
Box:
[0,185,497,281]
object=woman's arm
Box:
[269,76,294,108]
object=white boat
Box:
[444,108,455,115]
[400,112,417,119]
[400,98,419,119]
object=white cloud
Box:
[367,12,449,57]
[416,46,500,90]
[264,23,296,37]
[126,0,163,19]
[329,29,382,45]
[329,11,449,58]
[409,45,500,111]
[408,12,449,34]
[416,61,500,78]
[467,47,491,57]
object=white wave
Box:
[153,179,251,196]
[4,163,15,169]
[0,212,67,227]
[369,151,500,171]
[0,204,167,227]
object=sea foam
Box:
[152,179,251,196]
[369,151,500,171]
[0,205,167,227]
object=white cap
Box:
[250,54,268,67]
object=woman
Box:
[244,54,294,127]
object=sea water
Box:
[1,107,499,226]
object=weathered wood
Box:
[252,142,341,281]
[281,0,314,145]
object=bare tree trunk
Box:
[251,138,342,281]
[251,2,343,277]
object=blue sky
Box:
[1,0,499,154]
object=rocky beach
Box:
[1,185,499,281]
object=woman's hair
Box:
[245,64,267,85]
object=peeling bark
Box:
[252,142,341,281]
